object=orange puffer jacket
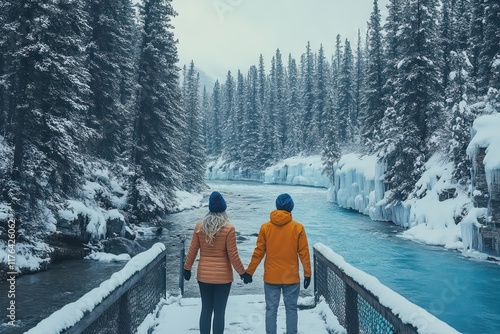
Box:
[184,221,245,284]
[246,210,311,284]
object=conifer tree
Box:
[273,49,287,157]
[267,56,277,155]
[88,0,137,161]
[285,54,303,156]
[0,1,14,135]
[331,35,343,143]
[322,95,341,183]
[337,39,355,143]
[241,66,260,171]
[481,0,500,103]
[382,0,404,105]
[362,0,386,150]
[222,71,236,161]
[386,0,443,202]
[439,0,456,94]
[469,0,485,96]
[183,61,206,192]
[201,86,211,150]
[130,0,186,221]
[454,0,472,52]
[257,56,273,166]
[354,29,366,146]
[302,42,317,153]
[314,44,330,145]
[8,0,93,222]
[208,80,222,156]
[446,51,475,185]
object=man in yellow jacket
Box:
[244,193,311,334]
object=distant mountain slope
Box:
[195,66,216,93]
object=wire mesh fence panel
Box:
[357,295,395,334]
[316,255,347,326]
[47,248,168,334]
[81,257,166,334]
[80,300,121,334]
[314,248,419,334]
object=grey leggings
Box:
[198,281,232,334]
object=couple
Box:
[183,191,312,334]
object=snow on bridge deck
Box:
[141,294,344,334]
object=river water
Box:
[1,181,500,333]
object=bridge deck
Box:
[148,294,341,334]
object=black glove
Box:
[304,276,311,289]
[184,269,191,281]
[240,272,253,284]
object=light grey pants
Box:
[264,282,300,334]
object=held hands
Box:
[184,269,191,281]
[304,276,311,289]
[240,272,253,284]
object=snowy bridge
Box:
[26,243,459,334]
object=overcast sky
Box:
[171,0,389,82]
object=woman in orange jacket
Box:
[244,193,311,334]
[183,191,251,334]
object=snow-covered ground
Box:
[139,294,342,334]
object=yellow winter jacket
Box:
[246,210,311,284]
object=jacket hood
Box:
[270,210,293,226]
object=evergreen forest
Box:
[0,0,499,272]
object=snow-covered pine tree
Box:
[273,49,287,158]
[331,35,343,90]
[337,39,355,143]
[469,0,485,97]
[201,86,211,151]
[183,61,206,192]
[222,70,237,162]
[440,0,457,94]
[9,0,93,223]
[386,0,443,202]
[257,55,273,167]
[354,29,366,147]
[87,0,137,162]
[241,66,260,172]
[321,95,341,184]
[315,44,330,147]
[361,0,386,151]
[208,80,222,156]
[454,0,472,53]
[330,34,343,147]
[381,0,404,111]
[267,55,277,156]
[130,0,186,222]
[233,71,246,160]
[302,41,317,154]
[0,0,18,138]
[285,54,303,156]
[378,105,423,203]
[481,0,500,108]
[446,51,475,185]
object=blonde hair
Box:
[200,211,228,245]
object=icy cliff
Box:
[466,113,500,254]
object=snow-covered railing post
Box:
[313,243,460,334]
[25,243,168,334]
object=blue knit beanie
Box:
[209,191,227,213]
[276,193,294,212]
